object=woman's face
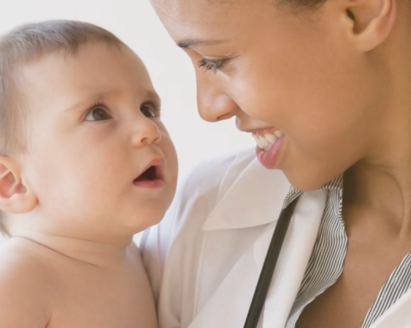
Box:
[152,0,388,190]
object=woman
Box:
[142,0,411,327]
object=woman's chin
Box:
[282,170,335,192]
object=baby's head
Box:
[0,20,178,242]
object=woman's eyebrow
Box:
[177,38,229,49]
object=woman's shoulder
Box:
[140,148,290,300]
[184,147,254,176]
[178,147,264,196]
[178,147,288,203]
[158,147,289,235]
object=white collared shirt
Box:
[286,175,411,328]
[141,148,411,328]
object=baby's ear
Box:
[0,156,37,214]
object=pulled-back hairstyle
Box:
[0,20,126,234]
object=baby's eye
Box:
[85,106,112,121]
[141,103,160,118]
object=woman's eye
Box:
[198,58,228,73]
[85,106,112,121]
[141,104,159,118]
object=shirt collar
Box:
[282,174,344,209]
[202,149,344,232]
[202,157,291,231]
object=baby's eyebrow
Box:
[63,93,112,113]
[63,91,162,113]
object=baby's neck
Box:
[9,230,134,268]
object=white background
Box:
[0,0,255,243]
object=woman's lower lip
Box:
[256,136,284,169]
[133,179,165,189]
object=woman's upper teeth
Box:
[274,130,283,138]
[253,131,283,150]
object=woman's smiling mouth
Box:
[253,129,284,151]
[252,128,285,169]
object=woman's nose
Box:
[196,76,238,122]
[131,117,162,147]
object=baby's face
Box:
[16,42,178,240]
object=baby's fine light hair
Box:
[0,20,126,234]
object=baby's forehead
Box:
[18,43,154,105]
[0,20,146,158]
[19,42,143,79]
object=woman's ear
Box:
[343,0,397,51]
[0,156,37,214]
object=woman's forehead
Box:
[151,0,277,43]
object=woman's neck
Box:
[344,162,411,236]
[344,40,411,239]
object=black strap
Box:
[243,196,300,328]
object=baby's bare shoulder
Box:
[0,238,52,328]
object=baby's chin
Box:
[7,200,172,243]
[115,205,170,234]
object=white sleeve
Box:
[140,148,255,328]
[140,161,204,309]
[140,194,179,306]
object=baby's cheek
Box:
[163,138,178,176]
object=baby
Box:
[0,20,178,327]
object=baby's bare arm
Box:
[0,242,51,328]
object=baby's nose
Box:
[131,119,162,147]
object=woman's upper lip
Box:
[238,126,278,134]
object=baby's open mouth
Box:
[133,159,165,189]
[134,165,162,182]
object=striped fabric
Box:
[361,252,411,327]
[282,175,411,328]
